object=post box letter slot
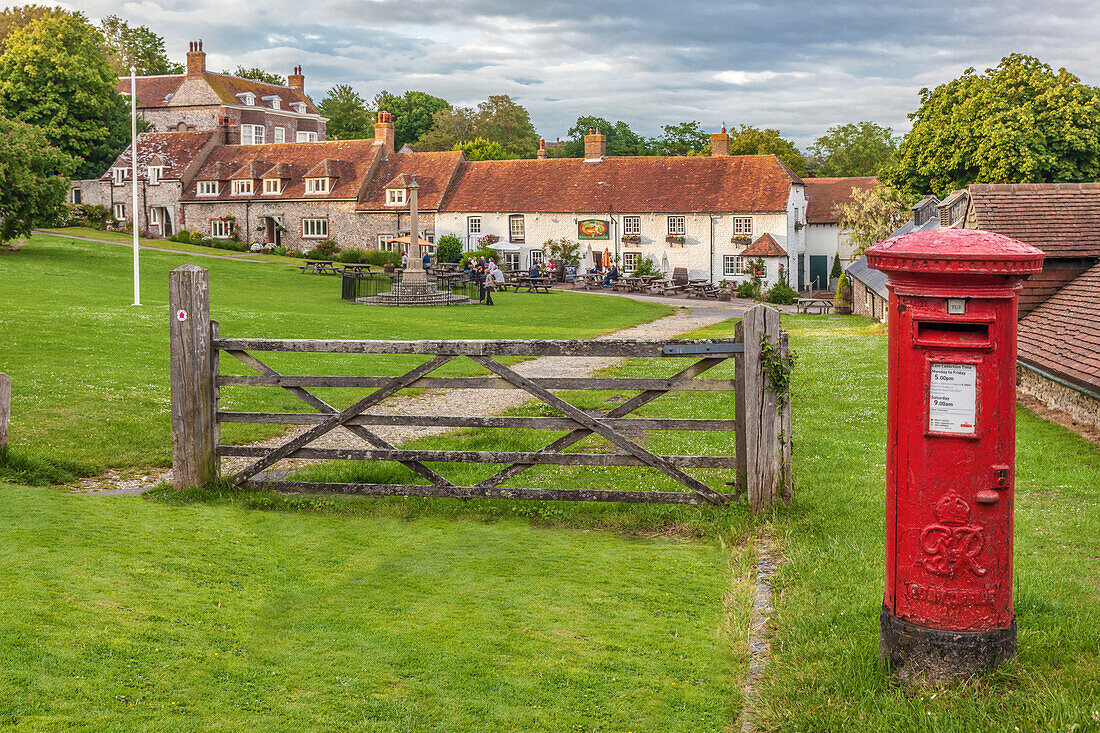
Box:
[915,321,991,349]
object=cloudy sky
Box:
[65,0,1100,148]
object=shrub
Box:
[436,234,462,263]
[189,230,205,245]
[735,280,761,300]
[542,237,580,266]
[831,253,843,278]
[337,249,368,263]
[365,249,402,267]
[766,280,799,305]
[71,204,112,230]
[632,256,662,277]
[308,239,340,257]
[270,246,289,256]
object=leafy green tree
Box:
[418,95,538,158]
[725,124,806,175]
[554,116,653,157]
[435,234,462,263]
[453,137,508,161]
[99,14,181,76]
[809,121,896,177]
[655,121,709,156]
[833,184,909,256]
[0,4,76,51]
[415,106,478,151]
[0,14,129,178]
[0,115,76,245]
[225,66,286,86]
[371,90,449,150]
[885,54,1100,197]
[319,84,371,140]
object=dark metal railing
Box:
[341,271,481,304]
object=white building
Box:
[802,176,878,289]
[434,130,808,286]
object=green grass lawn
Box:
[38,227,304,264]
[0,231,670,473]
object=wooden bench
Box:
[797,297,835,314]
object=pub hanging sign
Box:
[577,219,610,240]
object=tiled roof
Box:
[741,233,787,257]
[969,183,1100,257]
[231,161,268,180]
[181,139,382,201]
[357,152,465,211]
[260,162,292,179]
[118,72,320,115]
[1017,261,1100,394]
[846,255,888,299]
[439,155,797,213]
[804,176,878,223]
[100,130,219,180]
[305,158,343,179]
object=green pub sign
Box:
[577,219,610,240]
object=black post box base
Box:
[880,605,1016,685]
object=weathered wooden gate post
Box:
[0,372,10,451]
[735,304,793,512]
[169,265,218,487]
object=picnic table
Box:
[341,264,375,276]
[797,297,835,314]
[300,260,343,275]
[572,272,604,290]
[686,281,721,298]
[510,276,555,293]
[615,275,659,293]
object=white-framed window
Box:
[723,255,739,277]
[197,180,219,196]
[733,217,752,237]
[264,95,281,110]
[623,252,640,272]
[70,188,82,204]
[148,166,163,186]
[503,252,519,270]
[379,234,397,250]
[263,178,281,195]
[291,102,306,114]
[509,214,525,242]
[112,203,125,220]
[273,126,286,143]
[302,217,328,238]
[297,131,317,142]
[306,178,330,194]
[386,188,406,205]
[668,216,685,235]
[623,216,641,236]
[237,92,256,105]
[112,168,126,186]
[241,124,265,145]
[733,257,766,277]
[467,216,481,235]
[210,219,231,238]
[529,250,542,267]
[231,179,253,195]
[149,207,160,226]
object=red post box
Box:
[866,229,1044,684]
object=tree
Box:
[435,234,462,263]
[370,90,449,150]
[554,116,653,157]
[99,14,181,76]
[453,137,508,161]
[833,184,909,256]
[416,106,478,151]
[725,124,806,176]
[417,95,538,158]
[809,121,896,177]
[0,14,130,179]
[319,84,371,140]
[225,66,285,86]
[0,115,76,245]
[0,4,76,51]
[655,121,709,156]
[885,54,1100,197]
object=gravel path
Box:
[78,301,747,492]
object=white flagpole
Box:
[131,65,141,306]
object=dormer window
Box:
[148,166,164,186]
[262,178,281,195]
[291,102,306,114]
[112,168,126,186]
[263,95,282,110]
[306,177,330,194]
[386,188,406,206]
[197,181,219,196]
[237,92,256,106]
[231,179,253,195]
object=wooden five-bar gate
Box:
[169,265,793,511]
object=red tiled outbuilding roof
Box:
[968,183,1100,258]
[741,233,787,257]
[118,72,320,115]
[804,176,879,223]
[100,130,219,181]
[118,75,185,108]
[357,152,465,211]
[1017,262,1100,394]
[181,139,382,201]
[438,155,797,213]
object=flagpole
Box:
[131,65,141,306]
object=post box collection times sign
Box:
[929,363,977,434]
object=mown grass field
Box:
[1,230,1098,731]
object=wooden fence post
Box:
[169,265,218,487]
[0,373,10,451]
[735,304,793,512]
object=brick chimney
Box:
[374,110,395,157]
[537,139,547,159]
[186,40,206,78]
[710,125,730,156]
[288,65,304,94]
[584,128,605,161]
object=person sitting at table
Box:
[603,264,620,287]
[528,262,541,278]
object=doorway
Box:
[809,255,829,293]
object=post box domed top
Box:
[866,228,1044,276]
